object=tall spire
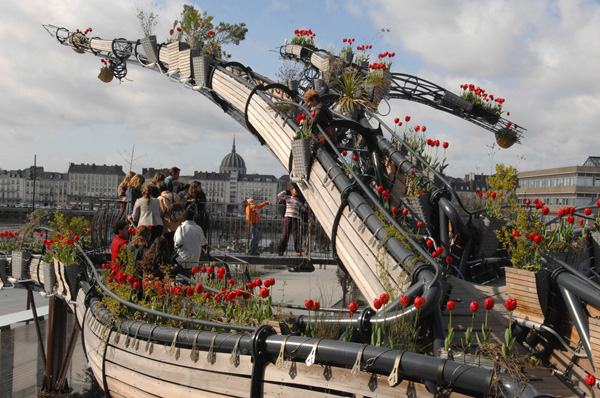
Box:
[232,136,236,153]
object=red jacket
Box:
[111,235,128,262]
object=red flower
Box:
[402,209,409,216]
[446,256,454,264]
[349,302,359,313]
[566,215,574,224]
[579,219,584,227]
[107,276,114,283]
[415,125,420,132]
[446,300,456,311]
[312,301,320,311]
[260,288,270,298]
[394,117,399,124]
[470,301,479,312]
[353,155,359,161]
[373,298,382,310]
[191,266,199,274]
[421,126,426,132]
[491,192,497,199]
[542,207,550,215]
[585,374,596,387]
[512,230,520,238]
[66,238,74,245]
[426,239,433,247]
[204,292,212,299]
[176,27,182,32]
[185,287,193,296]
[417,221,424,228]
[534,234,543,244]
[200,266,207,273]
[584,208,592,216]
[525,199,530,205]
[484,297,495,310]
[342,150,347,156]
[436,246,444,255]
[228,278,235,286]
[133,281,141,290]
[392,206,398,214]
[195,284,203,294]
[399,295,410,307]
[505,298,517,311]
[557,209,564,217]
[377,186,384,193]
[414,296,426,309]
[39,231,43,237]
[380,293,389,304]
[74,235,80,242]
[443,142,449,149]
[305,299,314,310]
[405,116,411,122]
[207,266,214,273]
[476,190,483,197]
[169,29,174,35]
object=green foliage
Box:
[18,209,50,250]
[179,5,213,49]
[497,204,544,272]
[483,163,518,219]
[335,68,373,114]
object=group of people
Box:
[112,167,208,278]
[244,185,308,256]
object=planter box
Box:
[292,139,312,179]
[140,35,158,64]
[505,267,545,325]
[11,250,31,280]
[471,103,500,125]
[191,53,213,87]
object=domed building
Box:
[144,138,287,213]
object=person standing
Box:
[158,184,184,253]
[118,171,135,209]
[111,220,129,263]
[126,174,145,219]
[132,185,163,242]
[174,208,208,270]
[277,187,307,256]
[164,167,180,193]
[245,198,270,255]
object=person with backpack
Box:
[245,198,270,255]
[158,182,184,253]
[132,185,163,242]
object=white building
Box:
[67,163,125,207]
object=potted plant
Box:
[459,84,506,125]
[97,58,114,83]
[291,113,313,179]
[0,230,18,283]
[354,43,372,70]
[68,28,92,54]
[335,68,372,116]
[11,209,50,280]
[339,38,355,64]
[136,3,159,64]
[364,52,394,108]
[286,29,316,58]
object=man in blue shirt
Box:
[164,167,180,193]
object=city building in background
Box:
[516,156,600,210]
[67,163,125,209]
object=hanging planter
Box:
[140,35,159,64]
[98,67,114,83]
[191,51,213,87]
[495,128,518,149]
[292,138,312,179]
[68,32,88,54]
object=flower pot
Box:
[191,53,213,87]
[140,35,158,64]
[0,255,7,285]
[478,217,505,257]
[292,138,312,178]
[495,128,517,149]
[98,67,114,83]
[589,230,600,273]
[41,260,56,294]
[312,78,325,91]
[11,250,31,280]
[471,103,500,125]
[341,51,353,64]
[310,52,330,72]
[287,44,303,57]
[402,193,431,231]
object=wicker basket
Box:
[140,35,158,64]
[191,54,213,87]
[11,250,31,280]
[98,67,114,83]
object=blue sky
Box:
[1,0,599,180]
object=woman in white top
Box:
[132,185,163,242]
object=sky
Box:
[1,0,599,180]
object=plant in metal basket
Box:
[0,231,18,252]
[43,211,89,265]
[354,43,372,63]
[293,113,312,140]
[335,68,373,113]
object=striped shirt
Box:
[278,191,307,219]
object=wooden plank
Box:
[90,39,113,53]
[211,70,252,112]
[262,382,342,397]
[104,362,242,397]
[106,346,251,397]
[246,98,293,165]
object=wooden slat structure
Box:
[505,267,545,325]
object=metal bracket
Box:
[250,324,275,398]
[352,345,368,377]
[388,350,405,386]
[305,338,323,367]
[276,335,290,368]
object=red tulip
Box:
[470,301,479,312]
[417,221,424,228]
[399,295,410,307]
[491,192,497,199]
[426,239,434,247]
[405,116,411,122]
[201,266,207,273]
[394,117,400,124]
[446,256,454,264]
[484,298,495,310]
[305,299,314,310]
[421,126,426,132]
[512,230,519,238]
[584,208,592,216]
[186,287,194,296]
[567,215,574,224]
[534,234,542,244]
[557,209,564,217]
[312,301,320,311]
[204,292,212,299]
[260,288,270,298]
[525,199,530,205]
[415,125,420,132]
[392,206,398,214]
[191,267,199,274]
[585,374,596,386]
[107,276,114,283]
[436,246,444,255]
[446,300,456,310]
[353,155,359,161]
[505,298,517,311]
[380,293,389,304]
[195,284,203,294]
[373,298,382,310]
[579,219,584,227]
[542,207,549,215]
[349,302,359,313]
[414,296,426,309]
[377,186,384,193]
[342,150,347,156]
[39,231,43,237]
[402,208,409,216]
[207,266,214,273]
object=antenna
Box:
[117,144,147,172]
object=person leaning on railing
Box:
[245,198,270,255]
[173,208,207,270]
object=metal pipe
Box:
[557,284,595,371]
[555,270,600,310]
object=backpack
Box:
[167,193,185,222]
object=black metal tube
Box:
[555,270,600,309]
[557,284,595,371]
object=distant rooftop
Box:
[68,163,125,176]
